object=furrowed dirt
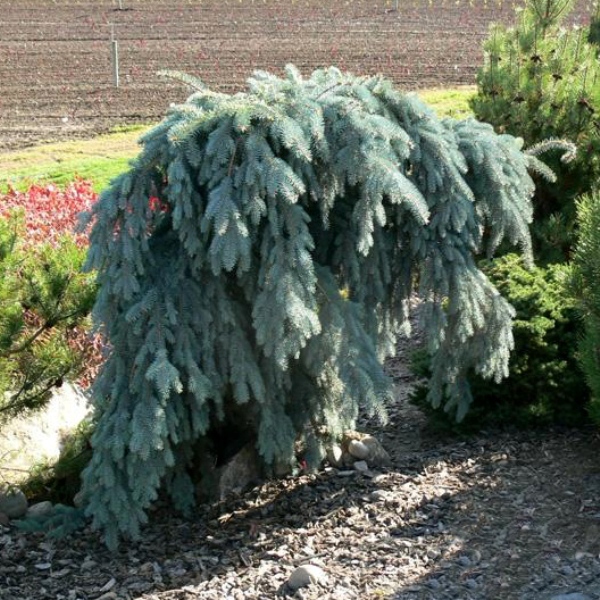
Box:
[0,0,591,152]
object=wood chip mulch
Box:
[2,348,600,600]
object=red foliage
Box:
[1,181,171,390]
[149,195,169,213]
[1,180,103,389]
[0,179,97,247]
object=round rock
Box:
[287,564,327,591]
[26,501,54,519]
[347,439,369,460]
[353,460,369,472]
[326,444,344,468]
[0,488,28,518]
[360,435,391,467]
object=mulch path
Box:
[2,346,600,599]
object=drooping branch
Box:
[80,65,551,549]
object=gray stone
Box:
[73,489,85,508]
[359,434,391,467]
[458,555,472,567]
[81,559,98,571]
[0,383,91,486]
[336,470,355,477]
[0,488,27,518]
[370,490,389,502]
[216,444,261,500]
[549,594,591,600]
[326,444,344,468]
[353,460,369,472]
[287,564,327,591]
[347,439,369,460]
[26,501,53,519]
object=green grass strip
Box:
[0,126,149,193]
[1,88,475,193]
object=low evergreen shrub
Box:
[0,181,103,409]
[572,190,600,427]
[0,204,97,420]
[411,253,589,432]
[471,0,600,262]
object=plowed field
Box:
[0,0,592,151]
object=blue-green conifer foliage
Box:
[80,66,556,548]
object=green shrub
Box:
[588,3,600,47]
[0,211,97,420]
[411,253,589,432]
[572,190,600,427]
[470,0,600,262]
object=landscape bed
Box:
[2,2,600,600]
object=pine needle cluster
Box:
[0,212,96,420]
[471,0,600,261]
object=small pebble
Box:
[80,560,98,571]
[427,578,442,590]
[353,460,369,472]
[348,439,369,460]
[287,564,327,591]
[336,470,355,477]
[370,490,388,502]
[458,555,472,567]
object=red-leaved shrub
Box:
[0,180,97,248]
[1,180,102,389]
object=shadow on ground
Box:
[3,403,600,600]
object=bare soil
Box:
[0,0,592,152]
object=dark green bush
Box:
[572,190,600,427]
[411,253,589,432]
[588,3,600,47]
[470,0,600,262]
